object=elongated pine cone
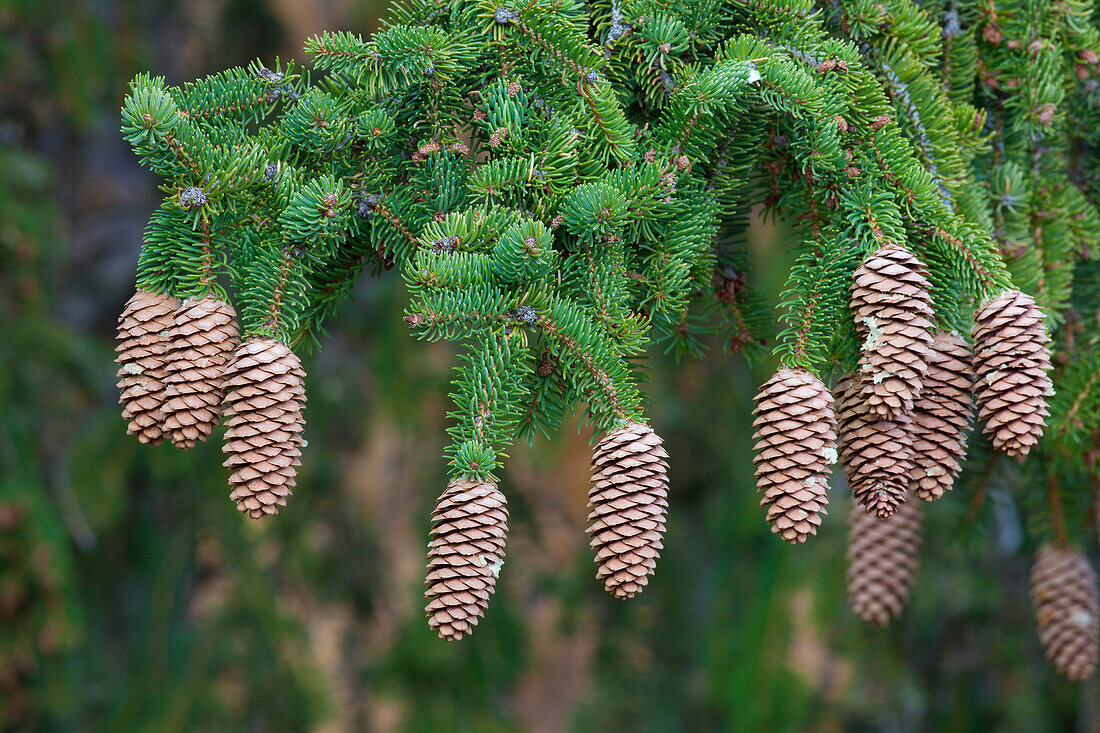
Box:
[846,495,923,626]
[162,296,239,449]
[425,478,508,641]
[587,422,669,599]
[836,372,915,519]
[850,244,935,419]
[221,337,305,519]
[909,332,975,501]
[751,368,837,544]
[972,290,1053,459]
[836,375,912,519]
[1030,545,1099,681]
[116,289,180,445]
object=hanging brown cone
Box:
[836,375,912,519]
[587,422,669,599]
[162,296,239,449]
[424,478,508,641]
[909,332,975,501]
[116,289,180,445]
[1030,544,1099,681]
[751,368,837,544]
[221,337,306,519]
[972,290,1053,460]
[846,494,923,626]
[850,244,935,419]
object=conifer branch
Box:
[116,0,1100,549]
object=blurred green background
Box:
[1,0,1098,730]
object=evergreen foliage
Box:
[6,0,1100,719]
[120,0,1100,530]
[117,0,1100,549]
[103,0,1100,696]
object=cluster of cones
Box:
[424,422,669,641]
[119,259,1092,679]
[115,289,305,519]
[751,245,1046,542]
[748,245,1094,679]
[114,291,665,644]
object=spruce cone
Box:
[116,289,180,445]
[909,332,975,501]
[221,337,306,519]
[1030,545,1099,681]
[836,375,912,519]
[162,296,239,449]
[850,244,935,419]
[846,495,923,626]
[587,422,669,599]
[425,478,508,641]
[751,368,837,544]
[972,290,1053,459]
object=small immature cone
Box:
[846,495,923,626]
[751,368,837,543]
[162,296,239,449]
[909,332,975,501]
[850,244,935,419]
[587,422,669,599]
[221,337,306,519]
[972,290,1053,459]
[116,289,180,445]
[425,478,508,641]
[1030,544,1099,681]
[836,375,912,519]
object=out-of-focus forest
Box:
[1,0,1097,730]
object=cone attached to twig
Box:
[850,244,935,419]
[1030,544,1099,681]
[221,337,305,519]
[836,375,913,518]
[909,332,975,501]
[846,494,923,626]
[162,296,239,449]
[116,289,180,445]
[425,478,508,641]
[587,422,669,599]
[751,368,837,544]
[972,289,1053,460]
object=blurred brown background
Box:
[1,0,1097,730]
